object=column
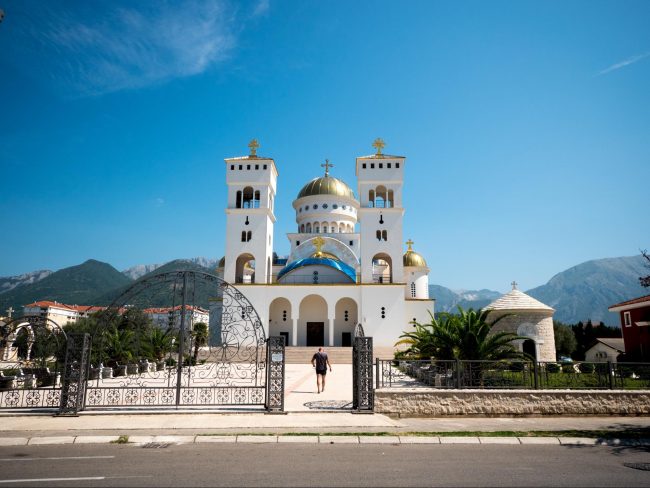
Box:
[291,318,298,347]
[328,317,334,347]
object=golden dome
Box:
[403,250,427,267]
[297,176,355,200]
[403,240,427,267]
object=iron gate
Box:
[73,271,279,411]
[352,323,374,412]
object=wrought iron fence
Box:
[376,359,650,390]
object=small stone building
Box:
[483,283,556,362]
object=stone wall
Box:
[488,311,556,362]
[375,388,650,416]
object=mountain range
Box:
[0,255,647,325]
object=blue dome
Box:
[277,257,356,283]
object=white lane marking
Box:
[0,477,104,483]
[0,456,114,462]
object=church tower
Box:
[356,138,405,284]
[223,140,277,284]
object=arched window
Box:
[246,231,252,242]
[368,189,375,207]
[254,190,261,208]
[382,230,388,241]
[387,190,394,208]
[376,230,382,241]
[300,224,305,233]
[236,191,242,209]
[375,185,387,208]
[235,254,255,284]
[306,223,312,233]
[242,187,254,208]
[241,231,246,242]
[372,254,393,284]
[315,225,320,233]
[410,282,416,298]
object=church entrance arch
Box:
[269,298,292,346]
[299,295,327,347]
[523,339,537,360]
[334,298,357,347]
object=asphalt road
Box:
[0,443,649,487]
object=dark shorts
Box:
[316,369,327,376]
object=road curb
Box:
[1,435,648,446]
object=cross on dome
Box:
[511,281,518,290]
[405,239,414,251]
[312,236,325,257]
[321,159,334,176]
[248,139,260,157]
[5,306,13,318]
[372,137,385,156]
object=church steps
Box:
[282,346,395,364]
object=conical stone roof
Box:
[484,285,554,312]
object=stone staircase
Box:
[283,346,395,364]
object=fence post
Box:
[456,359,462,389]
[375,358,380,389]
[533,361,539,390]
[607,361,614,390]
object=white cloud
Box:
[252,0,270,18]
[41,1,236,96]
[598,52,650,76]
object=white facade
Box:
[215,141,434,348]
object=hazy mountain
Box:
[526,255,647,325]
[122,257,218,280]
[95,258,216,307]
[429,285,501,312]
[0,260,132,316]
[0,270,52,295]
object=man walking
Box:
[311,347,332,393]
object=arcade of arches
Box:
[268,295,358,347]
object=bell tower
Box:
[223,139,277,284]
[357,138,405,284]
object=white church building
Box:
[215,139,434,348]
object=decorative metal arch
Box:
[81,270,269,409]
[353,323,365,339]
[0,316,67,410]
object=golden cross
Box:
[248,139,260,157]
[312,236,325,257]
[372,137,385,156]
[405,239,414,251]
[321,159,334,176]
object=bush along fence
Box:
[376,359,650,390]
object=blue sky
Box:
[0,0,648,292]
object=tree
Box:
[191,322,209,362]
[640,249,650,288]
[396,307,524,361]
[143,328,174,362]
[553,321,577,357]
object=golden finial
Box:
[321,159,334,176]
[406,239,414,251]
[372,137,385,156]
[312,236,325,257]
[248,139,260,157]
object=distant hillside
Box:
[0,260,132,315]
[122,257,218,280]
[94,259,215,307]
[430,285,501,312]
[0,269,52,295]
[526,255,647,325]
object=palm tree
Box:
[143,328,174,362]
[397,307,524,361]
[105,328,135,366]
[191,322,209,362]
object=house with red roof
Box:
[608,294,650,361]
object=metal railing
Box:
[376,359,650,390]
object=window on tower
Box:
[247,231,252,242]
[411,282,416,298]
[382,230,388,241]
[241,231,246,242]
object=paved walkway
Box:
[284,363,353,412]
